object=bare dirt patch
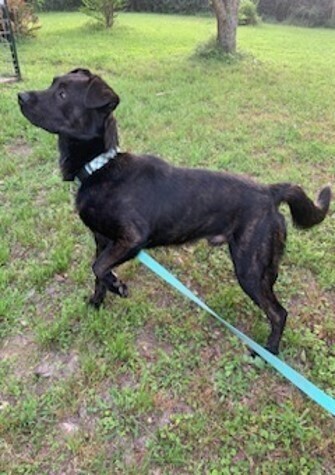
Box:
[34,350,79,381]
[0,333,38,378]
[136,324,173,363]
[4,138,33,158]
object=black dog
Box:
[18,68,331,355]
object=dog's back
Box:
[76,152,276,247]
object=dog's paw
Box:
[248,348,259,359]
[265,345,279,356]
[112,281,128,298]
[249,346,279,358]
[103,272,128,298]
[87,295,104,309]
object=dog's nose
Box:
[18,92,30,105]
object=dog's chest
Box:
[76,184,113,231]
[75,183,121,235]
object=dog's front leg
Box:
[92,232,144,299]
[89,233,128,308]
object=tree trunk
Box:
[105,2,114,28]
[331,0,335,26]
[211,0,240,54]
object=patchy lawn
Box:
[0,12,334,474]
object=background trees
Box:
[4,0,40,36]
[258,0,335,27]
[39,0,335,28]
[81,0,125,28]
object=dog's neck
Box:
[58,114,119,181]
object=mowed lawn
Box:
[0,12,335,474]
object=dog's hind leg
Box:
[89,233,128,308]
[229,219,288,355]
[260,288,287,355]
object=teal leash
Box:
[137,250,335,416]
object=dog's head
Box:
[18,68,120,140]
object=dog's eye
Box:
[59,91,66,100]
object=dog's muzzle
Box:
[18,92,30,105]
[18,92,38,108]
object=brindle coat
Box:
[18,69,331,355]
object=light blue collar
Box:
[75,147,120,185]
[84,147,119,175]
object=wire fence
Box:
[0,0,21,82]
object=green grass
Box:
[1,11,335,474]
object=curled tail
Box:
[270,183,332,229]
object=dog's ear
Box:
[85,77,120,111]
[104,114,119,150]
[69,68,92,77]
